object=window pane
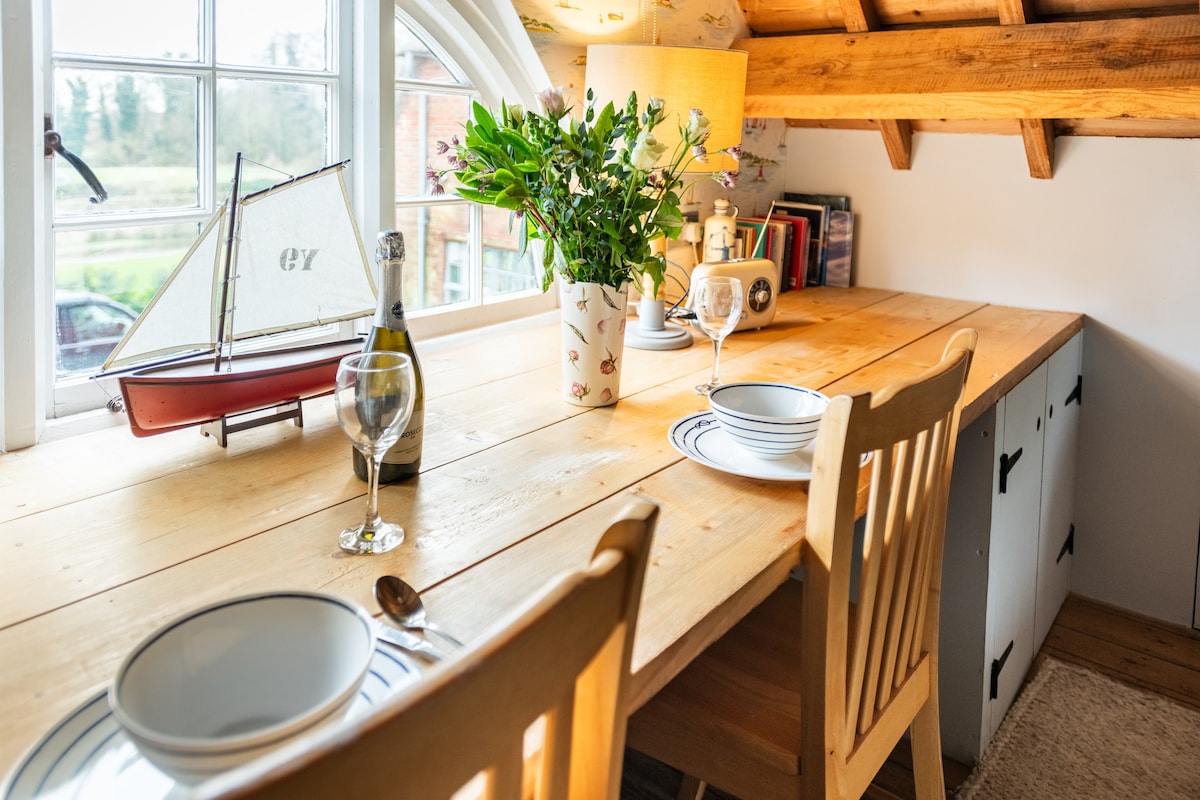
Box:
[481,206,539,297]
[396,89,470,198]
[54,69,199,215]
[217,0,329,70]
[394,202,470,313]
[395,17,458,83]
[217,78,329,190]
[54,223,201,377]
[53,0,200,62]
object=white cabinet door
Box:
[985,361,1046,741]
[1035,333,1083,649]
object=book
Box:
[824,210,854,287]
[742,217,791,292]
[784,191,851,212]
[772,200,826,287]
[760,211,809,292]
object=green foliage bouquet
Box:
[428,87,739,294]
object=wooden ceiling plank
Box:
[736,15,1200,120]
[741,0,1177,33]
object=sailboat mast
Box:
[213,153,243,372]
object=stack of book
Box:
[735,193,855,291]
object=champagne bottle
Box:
[353,230,424,483]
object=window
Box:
[389,9,542,327]
[48,0,345,415]
[1,0,551,448]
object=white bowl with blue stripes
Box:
[109,591,376,784]
[708,382,830,460]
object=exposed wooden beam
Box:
[738,0,1181,33]
[1020,119,1056,177]
[838,0,914,169]
[876,119,914,169]
[787,117,1200,136]
[996,0,1056,177]
[736,15,1200,120]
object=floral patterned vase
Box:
[558,280,629,407]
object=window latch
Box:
[44,118,108,205]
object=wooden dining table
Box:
[0,286,1082,784]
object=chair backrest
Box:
[196,497,659,800]
[801,329,976,798]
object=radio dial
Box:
[748,278,774,313]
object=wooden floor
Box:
[621,592,1200,799]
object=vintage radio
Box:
[690,258,778,331]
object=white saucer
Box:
[669,411,869,482]
[2,644,421,799]
[669,411,819,481]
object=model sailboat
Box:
[102,155,376,439]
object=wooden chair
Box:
[627,329,977,800]
[195,497,659,800]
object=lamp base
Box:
[626,298,693,351]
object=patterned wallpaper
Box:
[508,0,789,219]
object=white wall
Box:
[784,128,1200,626]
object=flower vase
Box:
[559,280,629,407]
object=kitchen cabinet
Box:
[938,332,1083,763]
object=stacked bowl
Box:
[708,382,830,460]
[110,591,376,783]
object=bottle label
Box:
[376,297,409,334]
[381,406,423,465]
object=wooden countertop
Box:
[0,287,1082,778]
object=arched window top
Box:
[397,0,550,108]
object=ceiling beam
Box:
[736,15,1200,120]
[997,0,1056,177]
[837,0,913,169]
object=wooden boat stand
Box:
[200,400,304,447]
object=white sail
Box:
[103,210,226,370]
[102,162,377,372]
[231,165,376,340]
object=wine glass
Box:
[691,276,744,395]
[334,351,416,554]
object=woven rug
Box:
[956,657,1200,799]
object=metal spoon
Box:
[374,575,465,648]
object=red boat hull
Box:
[117,339,364,437]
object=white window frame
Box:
[0,0,553,451]
[387,0,555,343]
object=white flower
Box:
[686,109,712,146]
[536,86,567,118]
[631,129,668,171]
[646,96,665,124]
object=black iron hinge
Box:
[1057,524,1076,563]
[999,447,1023,494]
[990,640,1015,700]
[1065,374,1083,407]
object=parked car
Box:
[56,289,138,374]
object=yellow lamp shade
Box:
[585,44,747,174]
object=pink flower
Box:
[600,348,617,375]
[571,381,590,399]
[568,349,580,368]
[600,388,613,403]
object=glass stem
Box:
[362,451,384,539]
[710,336,723,385]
